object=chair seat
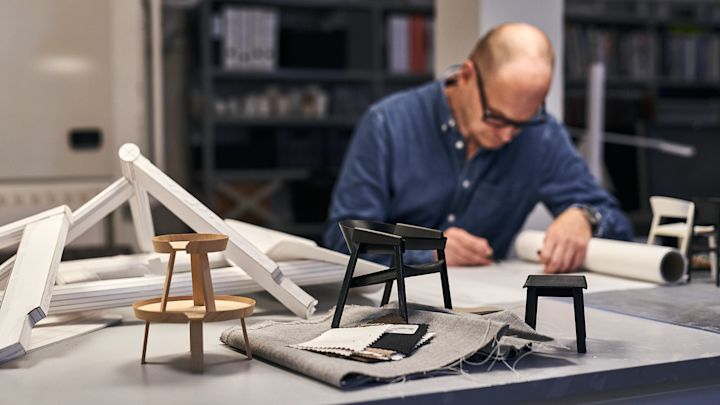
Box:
[332,220,452,327]
[655,222,715,236]
[694,225,717,235]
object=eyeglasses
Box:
[472,61,547,129]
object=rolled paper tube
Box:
[514,230,686,284]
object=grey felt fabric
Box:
[585,274,720,334]
[220,304,553,388]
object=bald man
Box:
[323,23,632,273]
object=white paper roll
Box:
[514,230,686,284]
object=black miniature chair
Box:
[524,275,587,353]
[331,220,452,328]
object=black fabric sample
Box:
[370,324,429,356]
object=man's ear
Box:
[459,60,475,82]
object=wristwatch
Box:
[571,204,602,234]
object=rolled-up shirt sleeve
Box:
[537,121,633,241]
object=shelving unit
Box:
[193,0,434,241]
[564,0,720,233]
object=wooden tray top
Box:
[133,295,255,323]
[152,233,229,254]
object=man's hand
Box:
[442,227,494,266]
[539,207,592,273]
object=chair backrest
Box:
[692,197,720,227]
[648,196,695,254]
[338,220,396,252]
[649,196,694,220]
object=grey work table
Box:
[4,263,720,404]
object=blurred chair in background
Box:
[648,196,718,284]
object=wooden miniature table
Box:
[132,233,254,372]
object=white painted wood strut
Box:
[0,207,71,362]
[117,143,317,318]
[0,143,318,365]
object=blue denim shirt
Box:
[323,81,633,264]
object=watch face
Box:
[578,205,600,225]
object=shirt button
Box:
[447,213,456,223]
[448,118,456,128]
[441,123,448,132]
[462,179,470,189]
[454,140,464,150]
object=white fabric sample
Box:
[290,324,390,356]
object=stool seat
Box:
[331,220,452,328]
[524,275,587,353]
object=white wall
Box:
[435,0,564,119]
[0,0,149,246]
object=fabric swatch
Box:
[290,324,390,355]
[370,324,428,356]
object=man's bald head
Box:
[470,22,554,78]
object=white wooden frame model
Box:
[0,144,317,362]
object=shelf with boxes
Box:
[195,0,435,241]
[564,0,720,234]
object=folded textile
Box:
[221,304,553,388]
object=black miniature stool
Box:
[331,220,452,328]
[523,275,587,353]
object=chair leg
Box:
[710,234,719,287]
[394,246,408,323]
[573,289,587,353]
[686,235,694,283]
[437,249,452,309]
[331,245,360,328]
[381,280,393,306]
[524,288,538,329]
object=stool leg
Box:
[394,246,408,323]
[160,251,176,312]
[241,317,252,360]
[381,281,393,306]
[573,289,587,353]
[525,288,538,329]
[141,321,150,364]
[189,320,204,373]
[437,249,452,309]
[331,245,359,328]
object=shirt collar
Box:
[436,80,457,135]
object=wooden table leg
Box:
[241,317,252,360]
[141,321,150,364]
[160,251,176,312]
[190,254,206,308]
[189,319,204,373]
[199,253,216,312]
